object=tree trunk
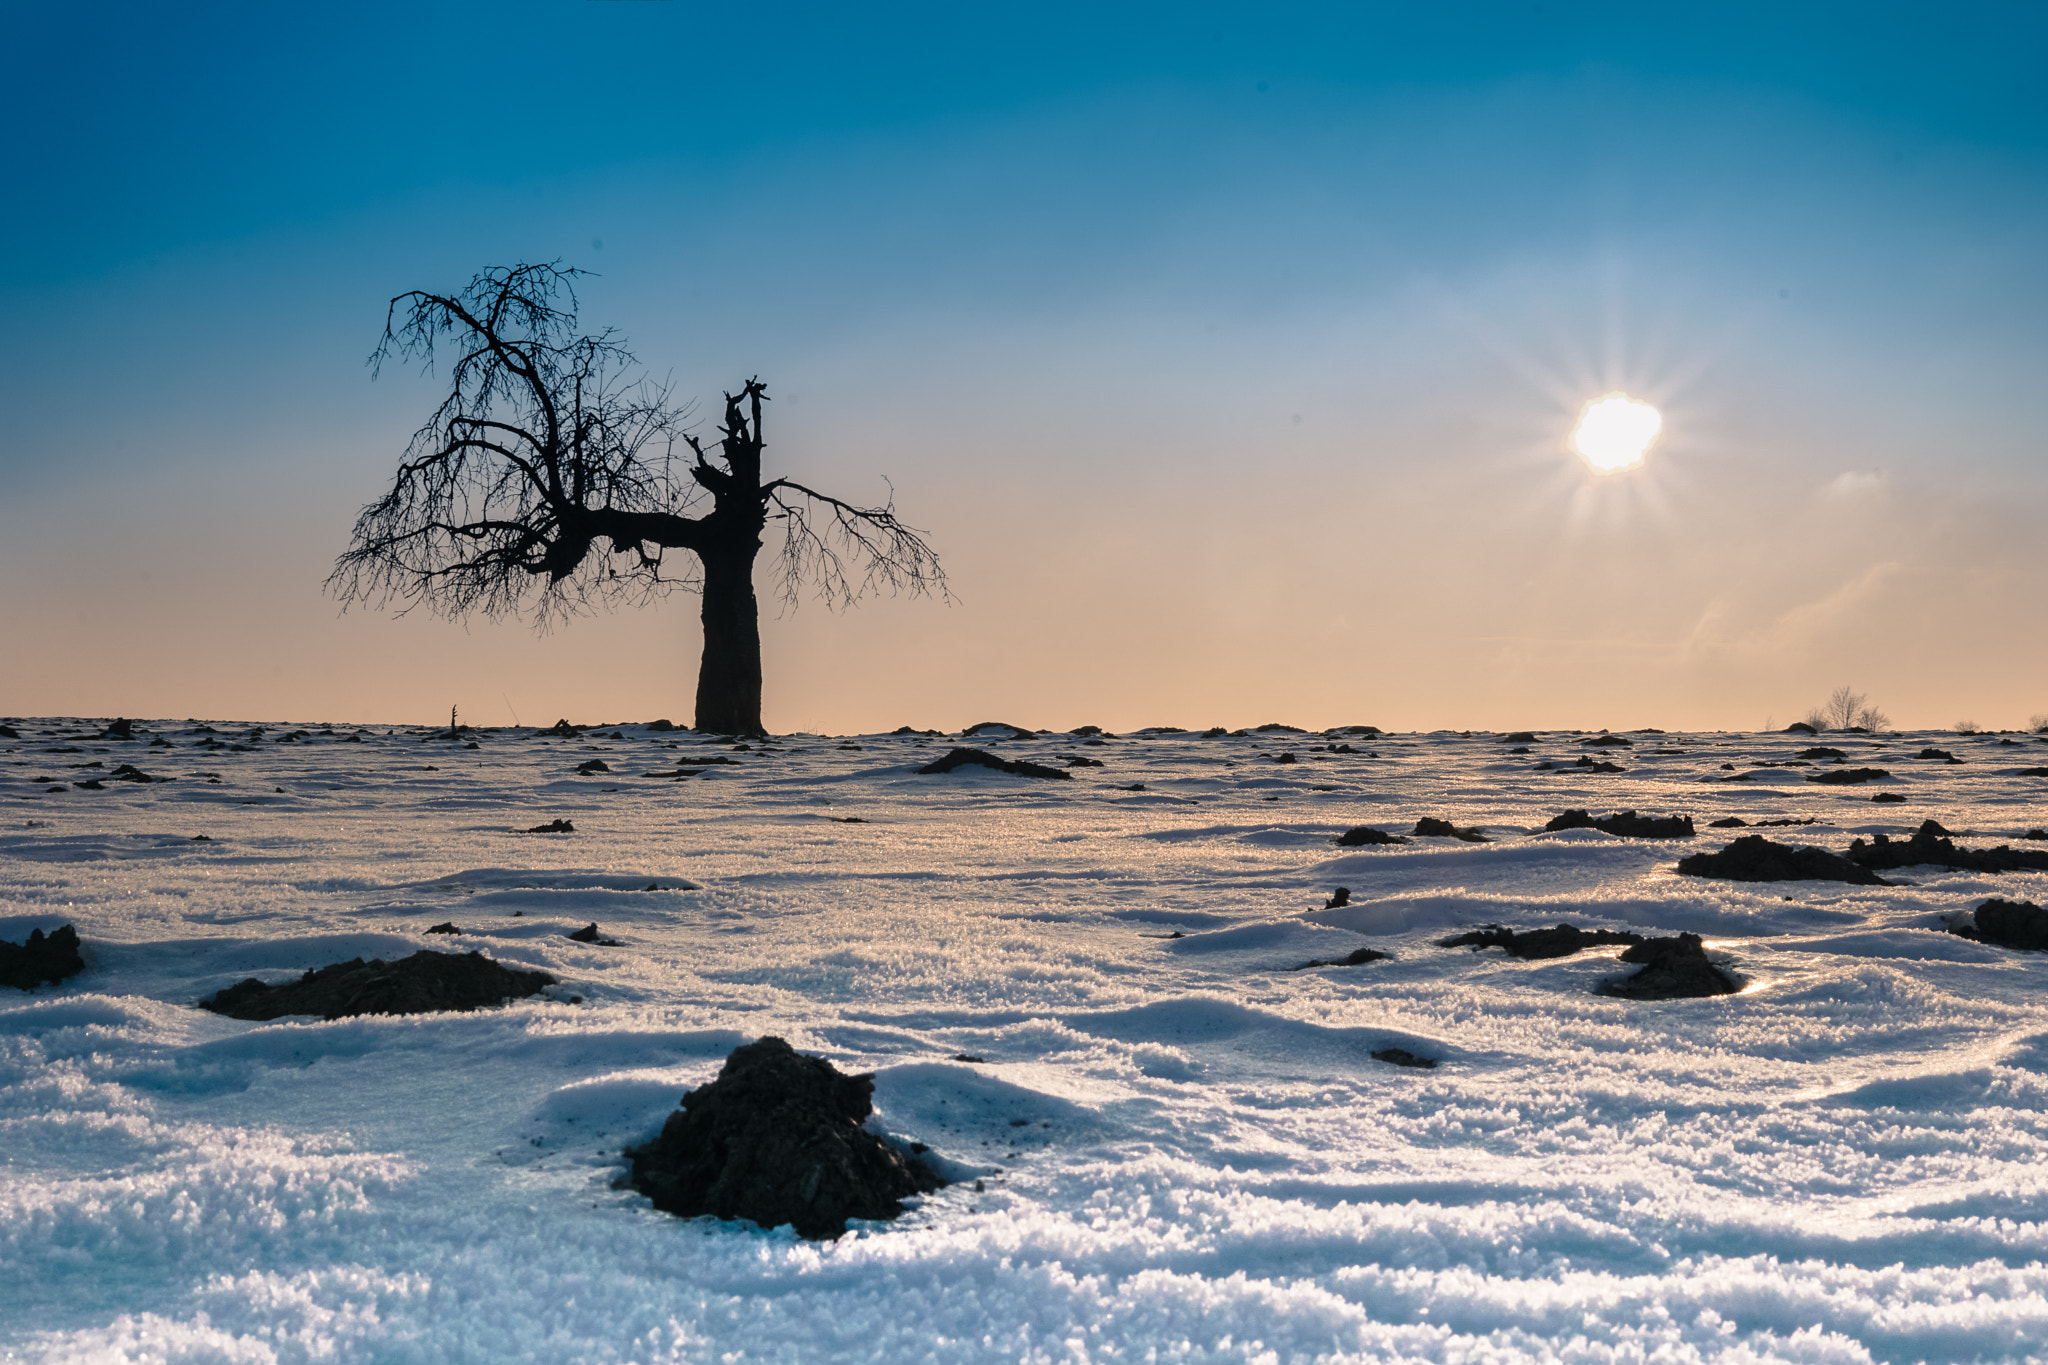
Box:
[694,548,765,735]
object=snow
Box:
[4,720,2048,1363]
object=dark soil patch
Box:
[625,1037,945,1240]
[1371,1048,1436,1069]
[1286,945,1389,970]
[1808,768,1890,785]
[109,764,168,783]
[568,923,622,946]
[1785,722,1818,734]
[1708,817,1748,828]
[542,719,584,737]
[1572,758,1627,773]
[526,819,575,833]
[1846,822,2048,875]
[1602,934,1737,999]
[1916,748,1957,761]
[961,721,1034,737]
[1543,809,1695,838]
[1502,732,1538,743]
[645,719,678,731]
[1324,888,1351,908]
[892,726,943,736]
[1413,818,1487,842]
[1580,735,1633,748]
[1757,817,1818,827]
[1439,923,1646,960]
[1799,747,1848,759]
[916,747,1071,780]
[425,922,461,935]
[2026,829,2048,841]
[1335,826,1408,846]
[200,950,556,1021]
[576,759,611,774]
[1676,835,1891,886]
[2016,768,2048,778]
[1,925,85,991]
[1872,792,1907,804]
[1951,899,2048,952]
[1254,723,1307,734]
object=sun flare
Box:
[1571,392,1662,473]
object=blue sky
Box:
[4,1,2045,730]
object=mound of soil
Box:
[567,923,621,946]
[576,759,611,774]
[1580,735,1633,748]
[1543,809,1695,838]
[1,925,85,991]
[1846,822,2048,875]
[1676,835,1891,886]
[1571,758,1627,773]
[1413,817,1487,842]
[1872,792,1908,804]
[1334,826,1408,847]
[2017,768,2048,778]
[1951,899,2048,952]
[625,1037,945,1240]
[645,718,678,731]
[1916,748,1957,761]
[1370,1048,1436,1068]
[961,721,1034,737]
[1439,923,1646,960]
[424,922,461,935]
[892,725,943,736]
[542,719,583,737]
[1785,722,1819,734]
[1709,817,1748,828]
[1808,768,1890,786]
[1799,747,1848,759]
[1602,934,1737,999]
[526,818,575,833]
[1287,945,1389,970]
[1502,732,1539,743]
[916,747,1071,780]
[201,949,556,1021]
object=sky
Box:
[3,0,2045,734]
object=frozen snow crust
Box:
[4,717,2048,1363]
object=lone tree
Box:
[329,263,946,735]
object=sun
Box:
[1570,392,1662,473]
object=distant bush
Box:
[1955,719,1982,735]
[1806,685,1890,734]
[2030,713,2048,735]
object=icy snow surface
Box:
[4,719,2048,1363]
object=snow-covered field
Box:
[5,718,2048,1364]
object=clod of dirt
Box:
[1602,934,1737,999]
[200,950,556,1021]
[424,922,461,935]
[1872,792,1907,804]
[951,1053,988,1063]
[1370,1048,1436,1069]
[1324,888,1351,908]
[1273,752,1298,764]
[1950,899,2048,952]
[1785,722,1819,735]
[567,923,622,946]
[1916,748,1957,761]
[1438,923,1646,960]
[1334,826,1408,847]
[2017,768,2048,778]
[1,925,85,991]
[916,747,1072,780]
[2025,829,2048,841]
[108,764,167,783]
[1799,747,1849,760]
[1709,817,1748,828]
[525,819,575,833]
[645,718,678,731]
[960,721,1035,737]
[1286,945,1389,970]
[1573,758,1627,773]
[1808,768,1890,785]
[1543,809,1695,838]
[1676,835,1891,886]
[542,719,583,737]
[1580,735,1633,748]
[892,725,944,736]
[576,759,611,774]
[1846,822,2048,875]
[624,1036,946,1240]
[1063,756,1104,767]
[1502,732,1539,743]
[1413,818,1488,842]
[98,718,136,740]
[1254,723,1307,734]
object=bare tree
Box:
[1809,684,1890,733]
[329,263,947,735]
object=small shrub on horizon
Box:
[1955,719,1982,735]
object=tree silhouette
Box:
[329,263,946,734]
